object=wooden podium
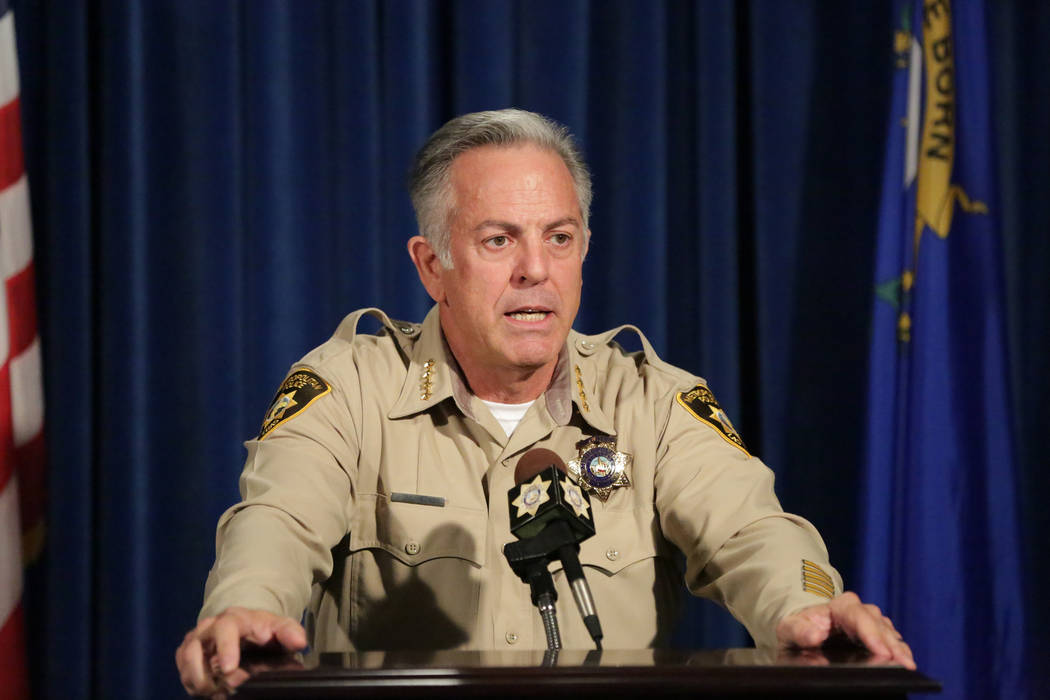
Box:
[234,647,940,699]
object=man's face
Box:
[418,144,587,382]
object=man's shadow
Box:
[345,522,479,652]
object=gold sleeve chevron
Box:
[801,560,836,599]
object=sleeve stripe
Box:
[801,559,837,598]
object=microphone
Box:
[504,448,604,649]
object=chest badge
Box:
[568,435,632,502]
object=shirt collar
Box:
[564,330,616,435]
[388,305,616,436]
[388,305,475,420]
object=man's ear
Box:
[407,235,447,304]
[581,229,591,261]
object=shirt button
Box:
[505,632,519,644]
[405,542,420,555]
[606,548,620,561]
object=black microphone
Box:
[504,448,604,649]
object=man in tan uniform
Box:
[177,109,913,695]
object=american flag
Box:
[0,4,45,699]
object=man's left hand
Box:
[776,591,916,669]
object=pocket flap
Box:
[350,495,487,567]
[566,508,664,575]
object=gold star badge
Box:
[561,476,591,520]
[511,475,552,518]
[568,435,632,502]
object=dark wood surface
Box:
[234,647,941,699]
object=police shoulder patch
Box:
[675,383,750,456]
[259,368,331,439]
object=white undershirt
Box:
[479,398,535,437]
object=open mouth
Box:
[505,308,551,322]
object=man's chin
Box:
[501,333,567,367]
[503,346,561,373]
[507,355,555,372]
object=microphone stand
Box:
[505,453,604,651]
[504,538,563,650]
[504,519,606,650]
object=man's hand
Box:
[175,607,307,697]
[776,591,916,670]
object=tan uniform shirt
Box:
[201,306,842,651]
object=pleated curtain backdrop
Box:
[8,1,1048,699]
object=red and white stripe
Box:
[0,7,44,700]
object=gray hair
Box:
[408,109,592,267]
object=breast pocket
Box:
[345,496,487,650]
[576,508,660,575]
[552,507,681,648]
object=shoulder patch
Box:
[259,369,331,439]
[675,384,750,456]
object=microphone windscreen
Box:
[513,448,567,485]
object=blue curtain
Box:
[9,1,1048,698]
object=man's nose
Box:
[514,235,550,284]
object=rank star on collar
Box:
[511,474,552,518]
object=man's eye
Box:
[485,235,510,249]
[550,233,572,245]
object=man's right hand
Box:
[175,607,307,697]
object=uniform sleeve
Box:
[653,383,842,649]
[199,367,358,622]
